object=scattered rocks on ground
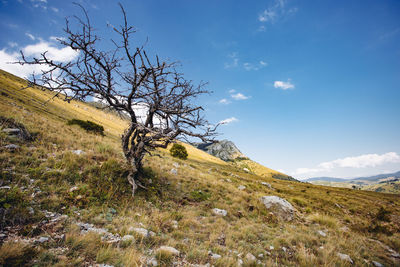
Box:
[77,222,121,244]
[37,236,49,243]
[208,251,222,260]
[317,230,327,237]
[72,150,85,155]
[261,182,272,188]
[157,246,180,256]
[3,144,20,151]
[245,253,256,263]
[128,227,155,238]
[121,235,135,242]
[337,253,353,264]
[260,196,295,221]
[212,208,227,216]
[69,186,79,192]
[171,220,179,229]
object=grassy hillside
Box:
[1,69,400,266]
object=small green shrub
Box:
[67,119,104,136]
[170,143,188,160]
[189,190,211,202]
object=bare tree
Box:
[17,4,218,196]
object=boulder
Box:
[260,196,295,221]
[245,253,256,263]
[157,246,180,256]
[261,182,272,188]
[129,227,155,238]
[212,208,227,216]
[208,251,221,260]
[337,253,353,264]
[121,235,135,242]
[238,185,246,190]
[4,144,20,151]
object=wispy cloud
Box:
[25,33,35,40]
[224,52,239,69]
[243,60,268,71]
[219,117,238,125]
[258,0,297,29]
[274,79,295,90]
[292,152,400,177]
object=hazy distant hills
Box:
[305,171,400,183]
[305,171,400,193]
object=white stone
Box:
[237,259,243,266]
[212,208,227,216]
[243,168,250,172]
[147,257,158,266]
[173,162,180,168]
[261,182,272,188]
[69,186,79,192]
[269,245,274,250]
[129,227,155,237]
[238,185,246,190]
[157,246,180,256]
[260,196,295,221]
[208,251,222,260]
[37,236,49,243]
[337,253,353,264]
[258,253,264,258]
[372,261,383,267]
[317,230,327,237]
[170,168,178,175]
[72,149,84,155]
[245,253,256,262]
[121,235,135,242]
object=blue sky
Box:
[1,0,400,179]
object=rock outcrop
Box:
[260,196,295,221]
[194,139,245,161]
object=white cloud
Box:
[0,38,79,78]
[51,7,59,12]
[319,152,400,169]
[25,33,35,40]
[219,117,238,125]
[274,80,295,90]
[292,152,400,177]
[219,98,230,105]
[228,89,236,94]
[22,41,79,63]
[231,92,249,100]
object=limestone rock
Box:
[260,196,295,221]
[245,253,256,263]
[157,246,180,256]
[193,139,245,161]
[129,227,155,238]
[238,185,246,190]
[337,253,353,264]
[212,208,227,216]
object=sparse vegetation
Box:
[0,69,399,266]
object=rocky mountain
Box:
[193,139,246,161]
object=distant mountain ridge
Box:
[305,171,400,182]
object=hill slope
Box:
[0,69,400,266]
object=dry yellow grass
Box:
[1,69,400,266]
